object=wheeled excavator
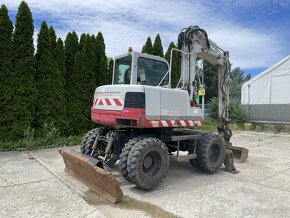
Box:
[60,26,248,203]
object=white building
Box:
[241,55,290,105]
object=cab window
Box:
[137,57,169,86]
[114,55,132,84]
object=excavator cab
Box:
[113,51,170,87]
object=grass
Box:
[197,119,290,134]
[0,123,85,151]
[198,120,219,132]
[1,120,289,152]
[0,135,83,152]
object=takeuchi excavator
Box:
[59,26,248,203]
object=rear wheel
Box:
[127,138,169,190]
[80,128,100,155]
[195,135,225,173]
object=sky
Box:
[2,0,290,77]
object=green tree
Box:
[95,32,107,86]
[49,26,56,56]
[12,1,37,139]
[99,57,107,85]
[67,36,96,134]
[203,61,218,102]
[0,5,14,139]
[54,37,68,133]
[35,22,67,134]
[90,34,96,53]
[79,33,87,53]
[141,37,153,55]
[229,67,251,102]
[153,34,164,57]
[90,34,97,79]
[165,42,179,88]
[65,31,79,86]
[209,97,248,127]
[54,38,66,82]
[107,58,114,84]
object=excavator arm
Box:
[177,26,232,141]
[176,26,248,170]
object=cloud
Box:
[3,0,289,69]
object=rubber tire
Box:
[188,132,210,169]
[195,134,225,173]
[189,156,201,169]
[119,137,144,183]
[80,128,100,155]
[127,138,169,190]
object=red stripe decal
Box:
[166,120,173,127]
[184,120,190,126]
[113,98,122,106]
[105,98,111,106]
[98,99,104,105]
[94,98,98,105]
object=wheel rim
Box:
[142,151,162,177]
[209,143,221,163]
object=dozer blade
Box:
[227,145,249,163]
[59,148,123,204]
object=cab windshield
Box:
[137,57,169,86]
[113,55,132,84]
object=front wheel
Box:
[196,135,225,173]
[127,138,169,190]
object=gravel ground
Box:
[1,131,290,217]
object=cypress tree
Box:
[165,42,179,88]
[35,22,67,134]
[54,38,66,83]
[12,1,37,139]
[65,31,79,134]
[90,34,98,81]
[90,34,96,53]
[0,5,14,139]
[65,31,79,86]
[153,34,164,57]
[67,37,95,134]
[79,33,87,52]
[141,37,153,55]
[49,26,56,56]
[99,57,107,85]
[95,32,107,86]
[107,58,114,84]
[54,38,68,133]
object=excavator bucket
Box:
[59,149,123,204]
[227,145,249,163]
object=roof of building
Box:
[242,55,290,88]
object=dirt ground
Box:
[1,131,290,218]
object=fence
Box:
[241,104,290,124]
